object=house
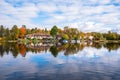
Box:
[25,33,53,39]
[79,33,94,41]
[89,36,94,41]
[56,35,62,40]
[25,33,62,40]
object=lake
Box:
[0,42,120,80]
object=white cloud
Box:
[37,2,57,13]
[98,0,111,5]
[0,0,40,28]
[114,0,120,3]
[0,0,120,32]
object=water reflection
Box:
[0,42,120,80]
[0,42,120,57]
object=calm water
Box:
[0,42,120,80]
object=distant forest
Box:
[0,25,120,41]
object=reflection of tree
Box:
[92,42,102,49]
[0,43,19,58]
[64,43,79,56]
[103,43,120,52]
[11,43,19,58]
[0,42,120,58]
[50,46,58,57]
[19,44,26,57]
[79,43,85,51]
[0,45,4,57]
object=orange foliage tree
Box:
[19,27,26,38]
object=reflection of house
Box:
[26,43,61,52]
[26,43,52,52]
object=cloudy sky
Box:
[0,0,120,32]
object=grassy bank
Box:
[93,40,120,43]
[1,38,120,44]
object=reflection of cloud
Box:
[0,61,38,79]
[60,63,79,74]
[1,48,120,79]
[72,47,120,65]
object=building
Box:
[25,33,62,40]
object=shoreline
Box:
[0,39,120,43]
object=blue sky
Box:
[0,0,120,32]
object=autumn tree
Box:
[79,32,85,41]
[62,34,69,40]
[64,27,79,41]
[19,26,26,38]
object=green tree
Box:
[103,31,119,40]
[50,25,58,39]
[26,29,31,34]
[5,28,11,40]
[0,25,5,37]
[92,32,103,40]
[11,25,19,40]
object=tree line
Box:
[0,25,26,40]
[0,25,120,42]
